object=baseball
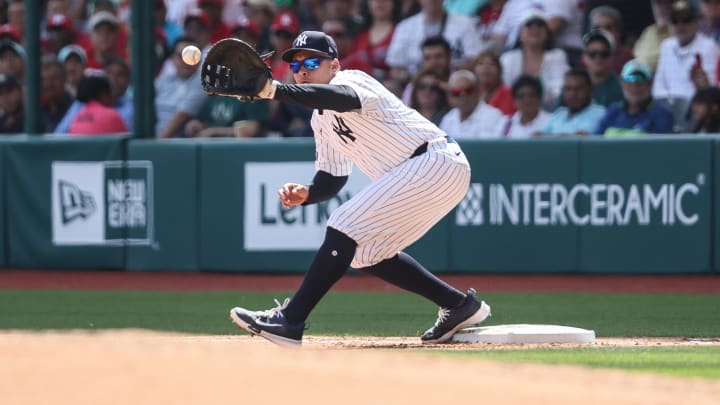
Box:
[181,45,202,65]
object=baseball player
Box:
[228,31,491,346]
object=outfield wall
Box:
[0,135,716,274]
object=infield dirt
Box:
[1,330,719,405]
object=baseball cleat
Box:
[420,288,491,344]
[230,298,305,347]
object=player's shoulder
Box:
[331,70,381,88]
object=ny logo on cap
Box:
[294,33,307,47]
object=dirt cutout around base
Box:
[1,331,719,405]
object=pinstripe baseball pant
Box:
[327,138,471,268]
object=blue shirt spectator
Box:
[597,58,675,136]
[541,103,607,135]
[541,69,606,135]
[597,100,674,136]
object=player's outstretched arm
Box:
[274,83,361,112]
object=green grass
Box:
[0,290,718,337]
[1,289,718,379]
[437,347,720,379]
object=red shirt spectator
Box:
[487,85,515,116]
[69,100,128,134]
[68,70,128,135]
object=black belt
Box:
[410,136,456,158]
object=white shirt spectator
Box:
[491,0,583,51]
[386,11,484,75]
[652,33,720,99]
[496,110,551,138]
[439,102,505,139]
[500,48,569,106]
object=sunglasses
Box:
[450,87,474,97]
[289,57,329,73]
[584,49,611,59]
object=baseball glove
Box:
[201,38,275,101]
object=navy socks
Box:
[363,252,465,308]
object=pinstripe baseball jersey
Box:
[311,69,446,180]
[311,69,471,268]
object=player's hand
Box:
[278,183,309,208]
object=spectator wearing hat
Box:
[582,28,623,107]
[540,69,606,136]
[588,5,634,75]
[269,10,301,82]
[67,69,128,135]
[197,0,232,45]
[85,11,128,69]
[653,0,720,122]
[44,14,92,56]
[499,11,569,108]
[0,40,25,84]
[488,0,584,61]
[40,57,74,132]
[58,45,87,95]
[155,0,183,48]
[0,24,21,44]
[231,15,261,46]
[0,73,23,133]
[633,0,674,72]
[386,0,483,83]
[154,37,209,138]
[597,59,674,136]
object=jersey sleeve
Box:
[311,112,353,177]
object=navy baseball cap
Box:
[281,30,339,62]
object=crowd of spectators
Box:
[1,0,720,138]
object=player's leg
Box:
[230,226,356,346]
[362,252,464,308]
[329,140,490,343]
[362,252,491,344]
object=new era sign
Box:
[51,161,154,246]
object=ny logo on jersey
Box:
[294,33,308,47]
[332,116,356,143]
